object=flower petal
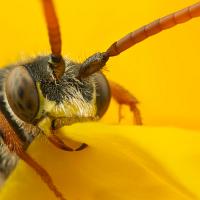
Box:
[0,123,200,200]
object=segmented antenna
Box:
[79,2,200,79]
[106,2,200,57]
[41,0,65,79]
[42,0,61,56]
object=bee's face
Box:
[5,55,110,132]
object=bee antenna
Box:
[78,2,200,79]
[105,2,200,57]
[41,0,65,79]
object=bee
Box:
[0,0,199,199]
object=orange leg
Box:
[48,134,88,151]
[109,81,143,125]
[118,104,123,123]
[0,112,66,200]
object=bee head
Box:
[5,0,111,132]
[5,55,110,130]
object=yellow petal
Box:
[0,123,200,200]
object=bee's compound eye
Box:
[95,72,111,118]
[5,66,39,123]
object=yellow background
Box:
[0,1,200,200]
[0,0,199,129]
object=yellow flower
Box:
[1,124,200,200]
[0,0,200,200]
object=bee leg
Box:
[48,135,74,151]
[75,143,88,151]
[118,104,123,123]
[48,134,88,151]
[109,80,143,125]
[0,112,66,200]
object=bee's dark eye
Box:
[5,66,39,123]
[95,72,111,117]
